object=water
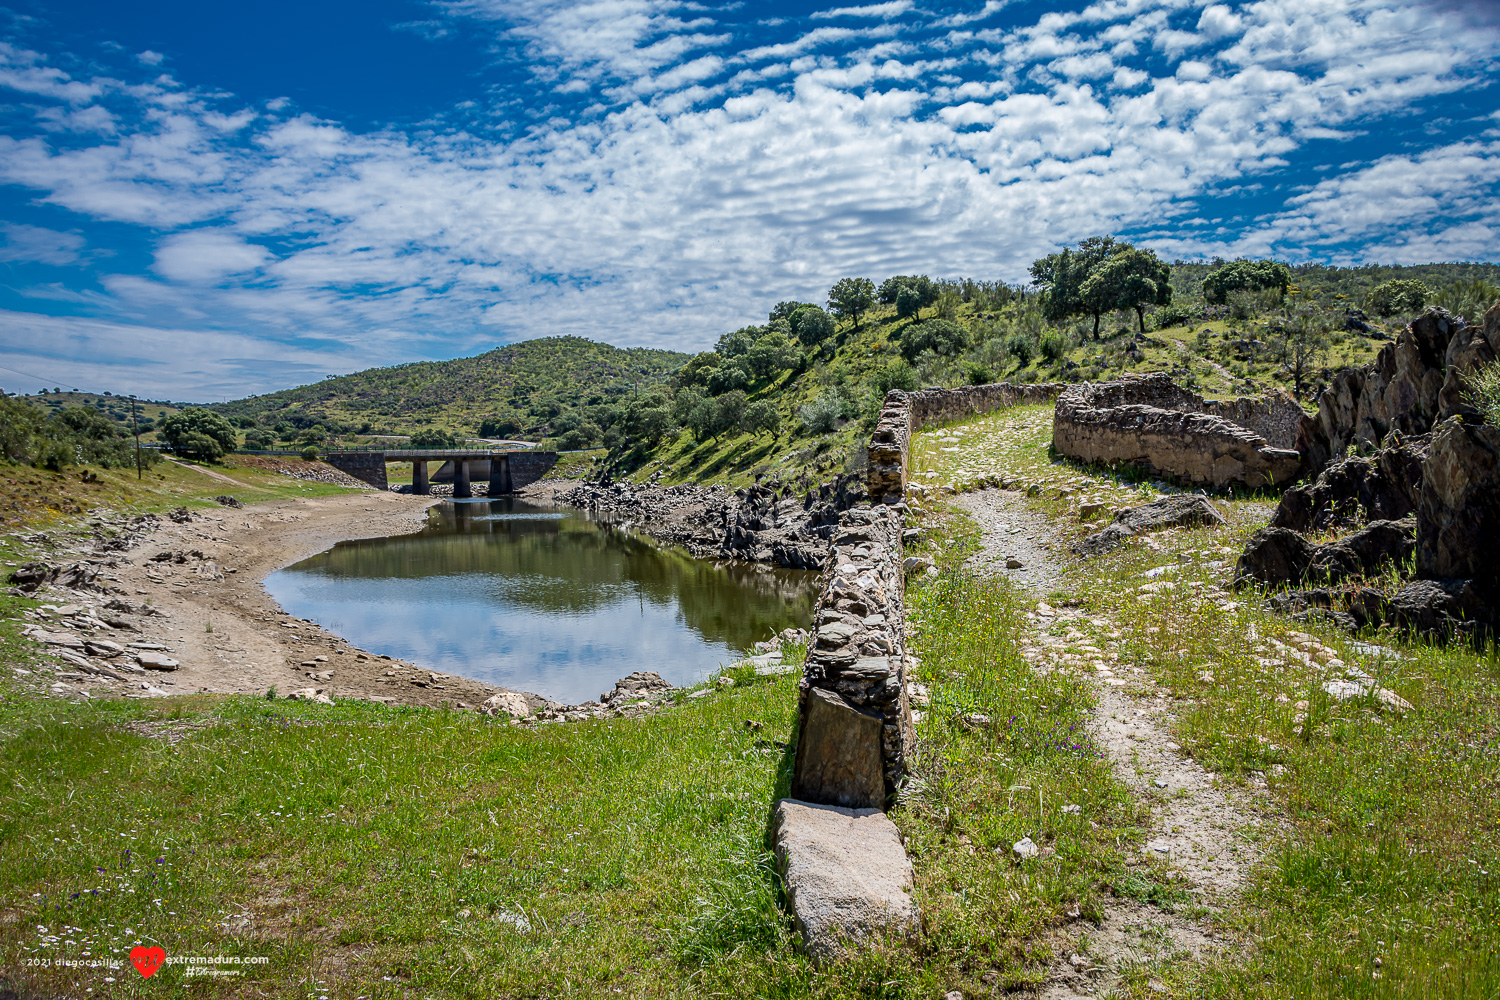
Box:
[263,497,820,704]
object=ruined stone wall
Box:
[324,452,387,490]
[868,382,1064,501]
[1053,374,1304,489]
[791,504,913,808]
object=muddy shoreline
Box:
[16,477,812,717]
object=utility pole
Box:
[130,394,142,479]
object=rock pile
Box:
[1053,374,1304,489]
[555,474,865,571]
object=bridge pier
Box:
[489,455,513,494]
[412,460,429,495]
[453,459,472,499]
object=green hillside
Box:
[210,336,691,444]
[184,257,1500,483]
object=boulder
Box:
[1416,418,1500,585]
[1388,578,1495,640]
[1305,519,1415,584]
[773,799,918,960]
[480,691,531,719]
[600,670,674,705]
[1075,495,1226,556]
[1269,436,1427,532]
[1235,527,1315,587]
[135,651,180,672]
[1297,308,1472,475]
[791,687,886,809]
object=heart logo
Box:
[130,945,166,979]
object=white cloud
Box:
[136,50,165,66]
[0,224,86,265]
[0,0,1497,397]
[811,1,913,20]
[153,231,272,284]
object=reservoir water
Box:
[263,497,820,704]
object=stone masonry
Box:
[791,504,914,807]
[1053,373,1305,489]
[868,382,1064,501]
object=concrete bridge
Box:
[324,449,558,497]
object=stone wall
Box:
[324,452,387,490]
[791,504,913,808]
[868,382,1064,501]
[509,451,560,490]
[1052,374,1304,489]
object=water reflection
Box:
[264,497,819,703]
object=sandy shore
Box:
[48,488,556,711]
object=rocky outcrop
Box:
[1269,435,1427,532]
[868,382,1064,501]
[773,800,919,960]
[555,475,864,571]
[1296,306,1499,475]
[1053,374,1304,489]
[1235,519,1415,588]
[1074,495,1226,556]
[1415,418,1500,583]
[793,505,913,804]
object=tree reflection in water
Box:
[264,497,819,703]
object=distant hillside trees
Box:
[827,277,875,329]
[1030,236,1136,340]
[1370,279,1431,317]
[900,319,969,361]
[1080,247,1173,333]
[1202,259,1294,304]
[0,399,157,471]
[160,408,238,461]
[478,415,524,438]
[408,427,465,449]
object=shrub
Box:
[1039,329,1068,361]
[478,415,524,438]
[900,319,968,361]
[798,393,842,434]
[964,362,995,385]
[1006,331,1038,366]
[870,359,920,397]
[300,445,319,461]
[1370,279,1431,317]
[895,286,921,319]
[409,427,464,449]
[1465,360,1500,425]
[1151,303,1195,329]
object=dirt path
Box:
[161,455,242,485]
[21,490,553,712]
[951,486,1268,997]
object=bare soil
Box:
[30,489,543,711]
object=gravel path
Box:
[951,485,1270,997]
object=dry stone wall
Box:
[791,504,914,808]
[868,382,1064,501]
[1053,374,1305,489]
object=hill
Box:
[210,336,691,445]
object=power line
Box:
[0,362,86,393]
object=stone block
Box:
[791,687,885,809]
[773,799,918,961]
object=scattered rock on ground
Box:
[1076,495,1226,557]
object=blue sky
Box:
[1,0,1497,400]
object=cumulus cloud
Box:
[0,0,1497,397]
[153,231,272,284]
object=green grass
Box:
[909,404,1500,999]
